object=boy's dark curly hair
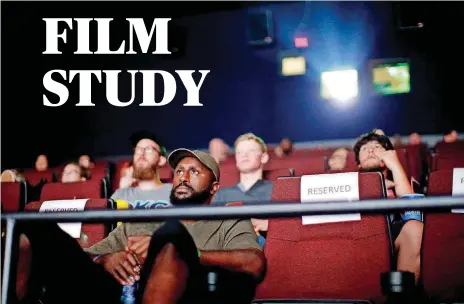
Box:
[353,132,394,164]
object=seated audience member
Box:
[213,133,271,237]
[443,130,459,143]
[79,154,95,170]
[328,148,349,170]
[61,162,88,183]
[1,169,25,182]
[392,134,403,147]
[274,138,293,158]
[353,132,423,284]
[15,150,265,304]
[408,133,421,145]
[35,154,48,172]
[209,138,230,164]
[111,131,172,209]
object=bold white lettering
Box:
[43,18,73,54]
[104,70,137,107]
[43,70,69,107]
[176,70,209,106]
[139,70,176,106]
[74,18,93,54]
[94,18,125,54]
[126,18,171,54]
[69,70,102,106]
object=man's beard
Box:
[133,162,157,181]
[170,183,212,206]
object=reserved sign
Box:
[300,172,361,225]
[40,199,88,237]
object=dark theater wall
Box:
[1,1,462,169]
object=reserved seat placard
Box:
[300,172,361,225]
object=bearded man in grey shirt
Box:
[112,130,173,209]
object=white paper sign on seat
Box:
[452,168,464,213]
[39,199,88,238]
[300,172,361,225]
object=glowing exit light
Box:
[294,36,309,48]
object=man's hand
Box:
[375,150,413,197]
[251,218,268,233]
[374,150,402,171]
[127,235,151,264]
[97,251,140,285]
[119,167,136,189]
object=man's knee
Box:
[157,243,178,261]
[397,220,424,254]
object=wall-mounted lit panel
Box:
[294,36,309,48]
[282,56,307,76]
[321,69,358,101]
[370,59,411,95]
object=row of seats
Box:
[2,160,463,213]
[1,178,108,212]
[7,170,462,303]
[19,160,110,186]
[11,140,464,197]
[255,173,464,303]
[111,143,462,188]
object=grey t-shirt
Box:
[111,184,173,209]
[212,180,273,206]
[84,219,262,256]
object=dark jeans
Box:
[17,221,257,304]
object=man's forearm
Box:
[199,249,266,282]
[391,166,414,197]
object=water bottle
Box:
[207,272,217,293]
[120,276,137,304]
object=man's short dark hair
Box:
[129,130,166,156]
[353,132,394,164]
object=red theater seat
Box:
[159,166,173,180]
[255,173,389,303]
[219,168,293,188]
[267,155,326,176]
[434,140,464,154]
[39,178,107,201]
[1,181,27,212]
[90,163,109,180]
[395,148,411,180]
[263,168,294,181]
[25,199,114,248]
[22,169,54,186]
[399,144,427,182]
[113,159,131,192]
[431,153,464,171]
[220,171,240,188]
[424,170,464,301]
